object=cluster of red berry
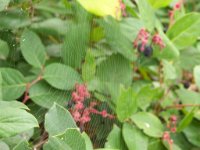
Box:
[133,28,165,57]
[162,115,178,150]
[69,84,114,129]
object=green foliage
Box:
[1,0,200,149]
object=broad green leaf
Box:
[131,112,164,137]
[62,23,90,68]
[194,65,200,89]
[116,87,137,121]
[155,24,180,60]
[123,123,148,150]
[136,0,156,31]
[163,60,177,80]
[148,139,165,150]
[43,63,82,90]
[105,125,126,150]
[13,140,31,150]
[0,39,9,59]
[82,50,96,82]
[30,18,68,36]
[0,68,26,100]
[98,18,135,61]
[167,13,200,49]
[0,10,31,29]
[56,128,86,150]
[43,137,71,150]
[20,29,46,68]
[0,0,10,12]
[29,81,69,108]
[96,54,132,85]
[44,103,77,136]
[0,108,38,138]
[82,132,93,150]
[177,107,197,132]
[0,141,9,150]
[183,120,200,147]
[0,101,29,110]
[77,0,121,19]
[148,0,172,9]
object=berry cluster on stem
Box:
[69,84,115,130]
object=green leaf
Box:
[44,103,77,136]
[82,50,96,82]
[0,101,29,110]
[0,68,26,100]
[148,139,165,150]
[20,29,46,68]
[116,87,137,121]
[13,140,31,150]
[148,0,172,9]
[62,23,90,68]
[194,65,200,89]
[0,39,9,59]
[136,0,156,31]
[0,0,10,12]
[122,123,148,150]
[96,54,133,85]
[43,137,71,150]
[105,125,126,150]
[163,60,177,80]
[177,107,197,132]
[82,132,93,150]
[0,108,38,138]
[0,141,9,150]
[131,112,164,137]
[98,18,135,61]
[77,0,121,19]
[183,120,200,147]
[167,13,200,49]
[29,81,69,108]
[43,63,82,90]
[56,128,86,150]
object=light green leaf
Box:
[123,123,148,150]
[105,125,126,150]
[82,50,96,82]
[148,0,172,9]
[77,0,121,19]
[163,60,177,80]
[29,81,69,108]
[44,103,77,136]
[96,54,133,85]
[0,141,9,150]
[167,13,200,49]
[62,23,90,68]
[13,140,31,150]
[177,107,197,132]
[131,112,164,137]
[20,29,46,68]
[98,18,135,61]
[43,63,82,90]
[43,137,71,150]
[0,108,38,138]
[56,128,86,150]
[183,120,200,147]
[0,0,10,12]
[116,87,137,121]
[0,39,9,59]
[0,68,26,100]
[194,65,200,89]
[0,101,29,110]
[136,0,156,31]
[82,132,93,150]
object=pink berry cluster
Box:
[169,0,184,26]
[133,28,165,52]
[70,84,114,128]
[116,0,127,18]
[162,115,178,150]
